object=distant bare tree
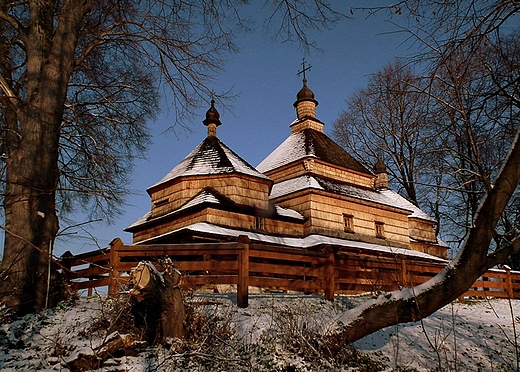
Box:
[334,13,520,252]
[326,0,520,344]
[332,59,433,206]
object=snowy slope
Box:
[0,295,518,371]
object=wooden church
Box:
[125,78,448,261]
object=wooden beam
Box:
[324,251,335,301]
[108,238,123,296]
[237,235,250,308]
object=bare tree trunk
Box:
[0,0,92,314]
[329,130,520,344]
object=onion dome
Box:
[373,157,389,189]
[203,100,221,126]
[203,100,222,137]
[373,157,387,174]
[293,79,319,122]
[293,79,318,108]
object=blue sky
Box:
[53,3,416,256]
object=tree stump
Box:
[129,261,185,343]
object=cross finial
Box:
[297,58,312,81]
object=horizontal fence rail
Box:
[60,236,520,307]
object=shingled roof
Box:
[257,128,372,175]
[149,136,271,192]
[269,174,436,222]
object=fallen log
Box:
[63,332,125,372]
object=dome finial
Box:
[373,155,387,174]
[297,58,312,81]
[293,59,318,116]
[374,156,389,189]
[203,99,222,137]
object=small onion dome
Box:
[373,157,387,174]
[203,100,222,127]
[293,79,318,108]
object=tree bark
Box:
[328,130,520,344]
[0,0,92,314]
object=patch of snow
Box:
[176,189,222,212]
[353,298,520,371]
[379,189,436,222]
[269,175,324,199]
[274,205,305,220]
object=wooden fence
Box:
[60,236,520,307]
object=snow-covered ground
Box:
[0,293,519,371]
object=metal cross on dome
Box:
[297,58,312,80]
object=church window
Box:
[343,214,354,233]
[255,217,265,230]
[154,198,169,207]
[375,221,385,238]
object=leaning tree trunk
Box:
[327,130,520,345]
[0,0,92,315]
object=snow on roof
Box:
[270,175,436,222]
[177,189,223,213]
[274,205,305,220]
[149,136,270,191]
[378,189,436,222]
[257,131,309,172]
[269,175,323,199]
[135,222,446,262]
[256,129,371,175]
[126,211,151,230]
[125,189,230,231]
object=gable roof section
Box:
[126,187,236,231]
[270,175,436,222]
[257,128,372,175]
[149,136,271,192]
[126,187,305,232]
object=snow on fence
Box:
[60,236,520,306]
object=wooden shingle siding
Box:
[132,207,305,244]
[150,175,272,217]
[265,160,374,188]
[408,218,437,243]
[273,191,411,246]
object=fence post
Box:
[237,235,250,308]
[325,250,335,301]
[108,238,123,297]
[60,251,73,278]
[400,257,408,288]
[505,266,513,298]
